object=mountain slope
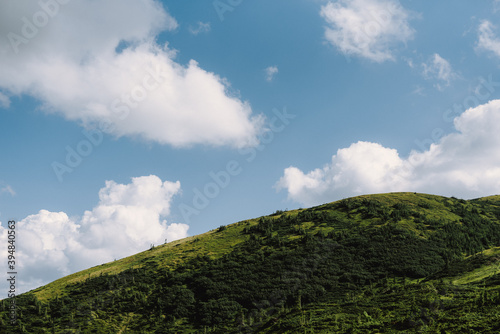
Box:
[2,192,500,333]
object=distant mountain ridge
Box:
[2,192,500,333]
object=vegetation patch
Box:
[3,193,500,333]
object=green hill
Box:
[3,192,500,333]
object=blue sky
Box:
[1,0,500,293]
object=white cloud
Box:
[0,91,10,108]
[411,85,425,96]
[276,99,500,206]
[422,54,457,90]
[78,176,181,255]
[320,0,414,62]
[0,0,262,148]
[189,21,211,35]
[477,20,500,59]
[276,142,410,206]
[265,66,279,82]
[0,175,188,293]
[1,185,16,196]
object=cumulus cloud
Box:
[422,54,458,90]
[0,0,262,148]
[0,175,188,293]
[320,0,414,62]
[189,21,211,35]
[265,66,279,82]
[477,20,500,59]
[276,100,500,206]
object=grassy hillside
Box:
[2,192,500,333]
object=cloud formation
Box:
[276,100,500,206]
[265,66,279,82]
[422,54,458,90]
[0,0,262,148]
[1,184,16,196]
[0,92,9,108]
[477,20,500,59]
[320,0,414,62]
[0,175,188,293]
[189,22,211,35]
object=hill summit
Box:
[2,192,500,333]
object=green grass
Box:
[4,192,500,333]
[451,247,500,285]
[31,219,258,302]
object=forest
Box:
[2,192,500,333]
